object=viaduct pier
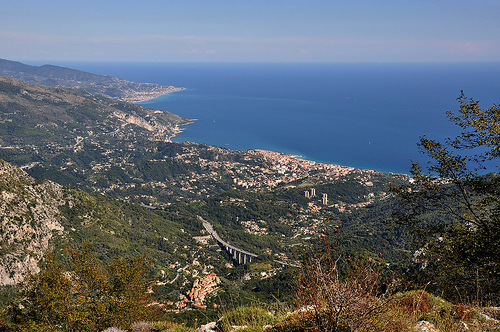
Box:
[198,216,258,265]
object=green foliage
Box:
[0,285,20,308]
[242,268,295,302]
[56,187,196,268]
[391,92,500,304]
[16,245,160,331]
[21,253,73,328]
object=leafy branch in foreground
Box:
[13,244,160,331]
[390,91,500,304]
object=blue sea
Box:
[37,61,500,174]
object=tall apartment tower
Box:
[322,193,328,205]
[310,188,316,197]
[304,191,310,198]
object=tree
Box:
[390,91,500,304]
[21,253,73,330]
[19,244,160,331]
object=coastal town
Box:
[120,85,185,103]
[89,142,374,207]
[1,1,498,330]
[253,149,355,185]
[0,72,411,319]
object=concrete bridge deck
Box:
[198,216,258,264]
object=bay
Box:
[44,61,500,174]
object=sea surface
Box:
[37,61,500,174]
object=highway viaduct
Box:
[198,216,258,265]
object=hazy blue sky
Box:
[1,0,499,62]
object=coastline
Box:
[12,61,497,175]
[162,115,402,175]
[167,119,195,142]
[130,62,459,175]
[124,86,185,103]
[256,149,358,174]
[168,123,406,175]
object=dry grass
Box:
[152,321,198,332]
[218,304,291,332]
[292,248,393,332]
[271,290,500,332]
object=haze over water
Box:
[51,61,500,174]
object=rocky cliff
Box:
[0,159,69,285]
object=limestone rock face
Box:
[198,322,217,332]
[415,320,440,332]
[0,159,70,285]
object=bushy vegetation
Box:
[390,92,500,304]
[2,245,160,331]
[268,229,500,332]
[295,253,391,331]
[271,289,500,332]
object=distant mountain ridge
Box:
[0,58,183,102]
[0,75,188,145]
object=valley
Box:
[0,68,411,321]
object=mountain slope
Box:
[0,73,413,313]
[0,159,66,285]
[0,158,201,288]
[0,75,188,153]
[0,58,183,102]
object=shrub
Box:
[294,245,393,332]
[274,286,500,332]
[394,290,432,315]
[269,310,316,332]
[19,244,161,331]
[454,303,474,321]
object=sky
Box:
[1,0,499,63]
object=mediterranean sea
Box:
[40,62,500,174]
